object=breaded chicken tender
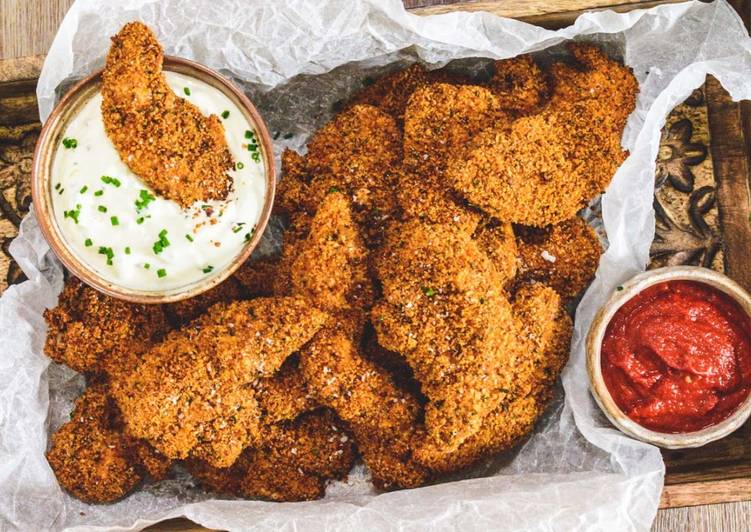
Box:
[489,55,549,115]
[291,192,374,312]
[414,284,572,472]
[373,221,519,451]
[164,276,245,326]
[515,217,601,299]
[46,386,171,503]
[398,83,505,234]
[113,297,327,467]
[300,329,429,489]
[44,277,168,380]
[101,22,234,207]
[472,219,518,283]
[447,45,637,226]
[188,409,354,501]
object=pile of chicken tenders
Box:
[44,43,637,503]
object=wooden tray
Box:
[1,0,750,521]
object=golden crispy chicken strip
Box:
[253,356,318,424]
[398,83,505,234]
[373,221,519,451]
[187,409,354,501]
[291,192,374,312]
[112,297,327,467]
[44,277,168,380]
[46,386,171,503]
[300,329,429,489]
[515,217,601,299]
[447,45,637,226]
[472,219,518,283]
[414,284,572,472]
[101,22,233,207]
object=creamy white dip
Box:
[51,72,266,291]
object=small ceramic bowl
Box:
[586,266,751,449]
[31,57,275,304]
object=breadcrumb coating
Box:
[515,217,602,299]
[447,44,637,226]
[44,277,168,380]
[346,64,430,123]
[112,297,327,467]
[254,356,318,424]
[472,219,518,283]
[414,284,572,472]
[188,409,354,501]
[46,386,171,503]
[101,22,233,207]
[489,55,549,115]
[373,221,519,451]
[300,329,429,489]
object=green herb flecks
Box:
[283,132,293,139]
[84,238,93,247]
[185,234,194,242]
[136,216,145,225]
[101,175,121,187]
[144,263,151,270]
[98,246,114,266]
[221,110,230,119]
[422,286,437,298]
[94,189,104,197]
[125,246,131,255]
[232,222,246,234]
[62,137,78,149]
[80,185,88,194]
[135,189,156,212]
[183,87,191,96]
[152,229,170,254]
[157,268,167,278]
[110,216,119,226]
[98,205,107,213]
[236,162,245,170]
[202,265,214,274]
[64,204,82,224]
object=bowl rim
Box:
[586,265,751,449]
[31,55,276,304]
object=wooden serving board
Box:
[1,0,751,522]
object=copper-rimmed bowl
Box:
[31,57,276,304]
[586,266,751,449]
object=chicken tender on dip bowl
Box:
[32,22,275,303]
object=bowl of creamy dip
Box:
[32,57,275,303]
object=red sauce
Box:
[601,280,751,433]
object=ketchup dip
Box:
[600,280,751,433]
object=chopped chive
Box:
[94,189,104,197]
[283,133,293,139]
[63,204,82,224]
[84,238,93,247]
[98,205,107,213]
[185,234,194,242]
[98,246,114,266]
[244,228,255,243]
[152,229,170,254]
[58,188,65,195]
[80,185,88,194]
[616,285,624,291]
[135,189,156,211]
[124,246,131,255]
[328,186,340,194]
[202,265,214,274]
[157,268,167,278]
[236,162,245,170]
[136,216,145,225]
[232,222,246,234]
[144,263,151,269]
[183,87,191,96]
[101,175,121,187]
[54,183,61,191]
[110,216,119,226]
[221,110,230,119]
[244,130,253,139]
[422,286,436,298]
[62,137,78,149]
[252,152,260,163]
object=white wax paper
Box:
[2,0,751,530]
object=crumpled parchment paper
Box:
[1,0,750,530]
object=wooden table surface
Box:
[3,0,751,530]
